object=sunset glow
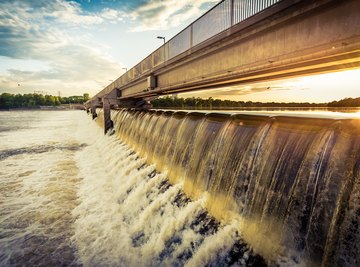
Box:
[179,68,360,103]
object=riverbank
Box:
[0,104,85,111]
[151,106,360,112]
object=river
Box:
[0,109,359,266]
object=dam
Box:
[87,108,360,266]
[81,0,360,264]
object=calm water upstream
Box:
[0,109,359,266]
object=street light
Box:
[122,67,128,72]
[157,36,165,44]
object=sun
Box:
[298,68,360,89]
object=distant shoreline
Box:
[151,106,360,111]
[0,104,84,111]
[2,106,358,112]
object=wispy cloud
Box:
[46,2,124,25]
[0,0,124,95]
[0,0,222,96]
[129,0,218,31]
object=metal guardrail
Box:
[107,0,281,93]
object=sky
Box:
[0,0,359,101]
[0,0,218,97]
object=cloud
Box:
[46,3,124,25]
[47,1,105,25]
[100,8,123,22]
[129,0,218,31]
[0,0,124,96]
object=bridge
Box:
[86,0,360,133]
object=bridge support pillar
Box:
[90,98,101,120]
[103,88,121,134]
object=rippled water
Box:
[0,111,91,266]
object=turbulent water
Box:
[0,110,268,267]
[1,108,359,266]
[0,111,87,266]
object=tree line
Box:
[0,93,90,109]
[2,93,358,110]
[151,96,360,109]
[328,97,360,107]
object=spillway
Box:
[90,108,360,266]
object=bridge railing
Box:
[104,0,281,96]
[169,26,192,59]
[193,0,232,46]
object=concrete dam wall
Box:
[92,108,360,266]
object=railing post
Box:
[190,24,193,48]
[230,0,234,26]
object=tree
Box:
[83,93,90,102]
[33,94,46,105]
[0,93,14,108]
[45,95,56,106]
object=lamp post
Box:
[122,67,127,72]
[157,36,166,44]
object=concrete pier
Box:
[103,89,120,134]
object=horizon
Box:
[2,90,360,106]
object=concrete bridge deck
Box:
[87,0,360,132]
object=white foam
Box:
[71,117,250,266]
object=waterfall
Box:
[73,117,266,267]
[87,108,359,266]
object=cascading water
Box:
[73,110,266,266]
[89,108,359,267]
